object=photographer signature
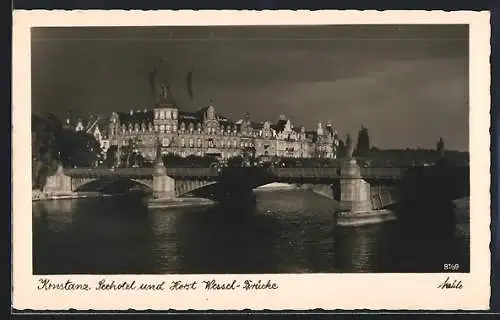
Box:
[437,276,463,289]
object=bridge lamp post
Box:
[115,135,121,168]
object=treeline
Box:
[338,126,468,166]
[358,148,469,167]
[31,113,102,189]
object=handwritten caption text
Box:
[37,278,279,292]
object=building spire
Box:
[157,83,176,106]
[149,56,169,100]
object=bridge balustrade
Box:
[64,167,219,178]
[360,167,405,179]
[270,167,341,178]
[64,166,408,180]
[65,167,154,178]
[166,167,218,178]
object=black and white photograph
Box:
[13,10,491,310]
[31,24,472,275]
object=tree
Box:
[58,129,102,168]
[437,137,445,158]
[104,145,118,168]
[31,113,63,189]
[355,125,370,157]
[336,139,346,159]
[119,137,142,167]
[242,146,256,162]
[345,133,354,158]
[32,113,104,189]
[163,153,184,167]
[227,156,244,167]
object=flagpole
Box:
[186,63,194,108]
[149,56,169,102]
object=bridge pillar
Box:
[339,158,372,213]
[152,162,175,199]
[43,165,73,194]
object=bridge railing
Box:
[360,167,406,179]
[64,167,219,178]
[64,166,408,180]
[166,167,219,177]
[65,167,154,177]
[270,167,342,178]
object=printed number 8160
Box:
[443,264,460,271]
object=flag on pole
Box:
[186,65,194,100]
[149,56,168,97]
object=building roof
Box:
[156,84,177,107]
[271,119,287,132]
[305,130,318,142]
[117,110,154,126]
[178,110,201,122]
[177,107,244,131]
[292,127,303,134]
[250,122,264,130]
[325,124,334,135]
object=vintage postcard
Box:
[13,10,491,310]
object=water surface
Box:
[33,190,470,274]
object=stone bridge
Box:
[67,167,219,198]
[42,158,469,214]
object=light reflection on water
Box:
[32,191,470,274]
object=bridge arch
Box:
[72,177,153,193]
[175,180,218,197]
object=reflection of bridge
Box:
[42,158,469,214]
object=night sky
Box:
[31,25,469,151]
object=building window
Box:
[173,111,177,120]
[155,111,159,120]
[189,138,194,147]
[166,125,171,133]
[160,124,165,133]
[181,138,185,147]
[160,110,165,120]
[162,138,170,146]
[166,110,171,119]
[197,138,202,147]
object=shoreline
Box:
[254,183,298,192]
[32,190,104,201]
[335,209,397,227]
[32,189,217,209]
[147,197,216,209]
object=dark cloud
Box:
[31,25,469,151]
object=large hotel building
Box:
[77,83,340,163]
